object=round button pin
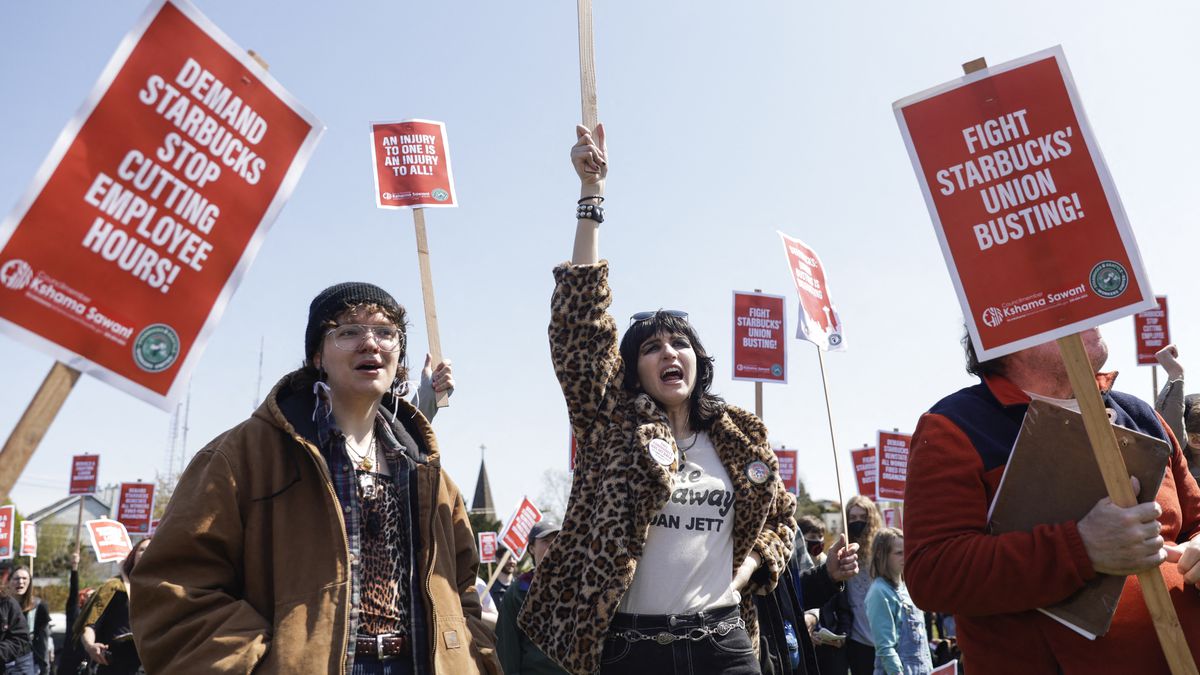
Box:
[746,460,770,484]
[648,438,675,466]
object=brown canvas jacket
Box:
[130,371,500,674]
[518,262,797,675]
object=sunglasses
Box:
[629,309,689,326]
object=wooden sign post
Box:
[754,288,764,420]
[0,362,80,502]
[413,209,449,408]
[482,548,512,598]
[1057,333,1196,674]
[74,496,85,560]
[577,0,599,130]
[952,56,1196,675]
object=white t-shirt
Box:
[618,432,740,614]
[474,577,498,623]
[1026,391,1081,413]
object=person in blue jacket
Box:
[864,529,931,675]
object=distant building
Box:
[470,450,495,521]
[26,495,111,528]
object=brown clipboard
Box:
[987,399,1171,639]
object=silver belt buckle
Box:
[654,631,674,645]
[376,634,387,660]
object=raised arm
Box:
[551,124,621,448]
[571,123,606,266]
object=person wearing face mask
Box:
[795,516,828,572]
[839,496,883,675]
[791,516,848,674]
[130,283,498,675]
[517,124,858,675]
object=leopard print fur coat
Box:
[518,261,797,675]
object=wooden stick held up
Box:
[577,0,599,129]
[960,55,1194,672]
[482,548,513,598]
[413,209,449,408]
[816,347,848,536]
[1057,335,1197,675]
[0,362,81,501]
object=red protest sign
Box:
[932,660,959,675]
[773,448,799,495]
[498,497,543,560]
[850,447,877,497]
[876,431,912,502]
[117,482,156,535]
[0,0,323,408]
[69,455,100,495]
[882,507,903,530]
[86,519,133,563]
[370,120,457,209]
[0,506,14,560]
[777,232,844,351]
[732,291,787,383]
[479,531,498,564]
[1134,296,1169,366]
[894,46,1154,361]
[19,522,36,558]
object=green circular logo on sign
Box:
[133,323,180,372]
[770,364,783,377]
[1089,260,1129,299]
[431,188,449,201]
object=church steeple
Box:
[471,444,495,519]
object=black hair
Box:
[121,537,151,578]
[963,326,1006,378]
[618,311,725,432]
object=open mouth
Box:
[660,366,684,384]
[355,361,384,374]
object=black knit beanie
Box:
[305,282,404,363]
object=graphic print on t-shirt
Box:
[620,432,739,614]
[648,462,735,532]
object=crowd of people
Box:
[3,123,1198,674]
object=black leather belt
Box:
[355,633,410,661]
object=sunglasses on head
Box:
[629,309,689,326]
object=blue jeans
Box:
[599,605,760,675]
[351,653,415,675]
[5,651,35,675]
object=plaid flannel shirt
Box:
[315,400,426,672]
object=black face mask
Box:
[848,521,868,539]
[806,540,825,558]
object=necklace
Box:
[677,432,700,463]
[345,431,376,472]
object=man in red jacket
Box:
[905,328,1200,674]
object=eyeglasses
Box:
[629,309,689,326]
[326,324,404,352]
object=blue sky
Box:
[1,1,1198,521]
